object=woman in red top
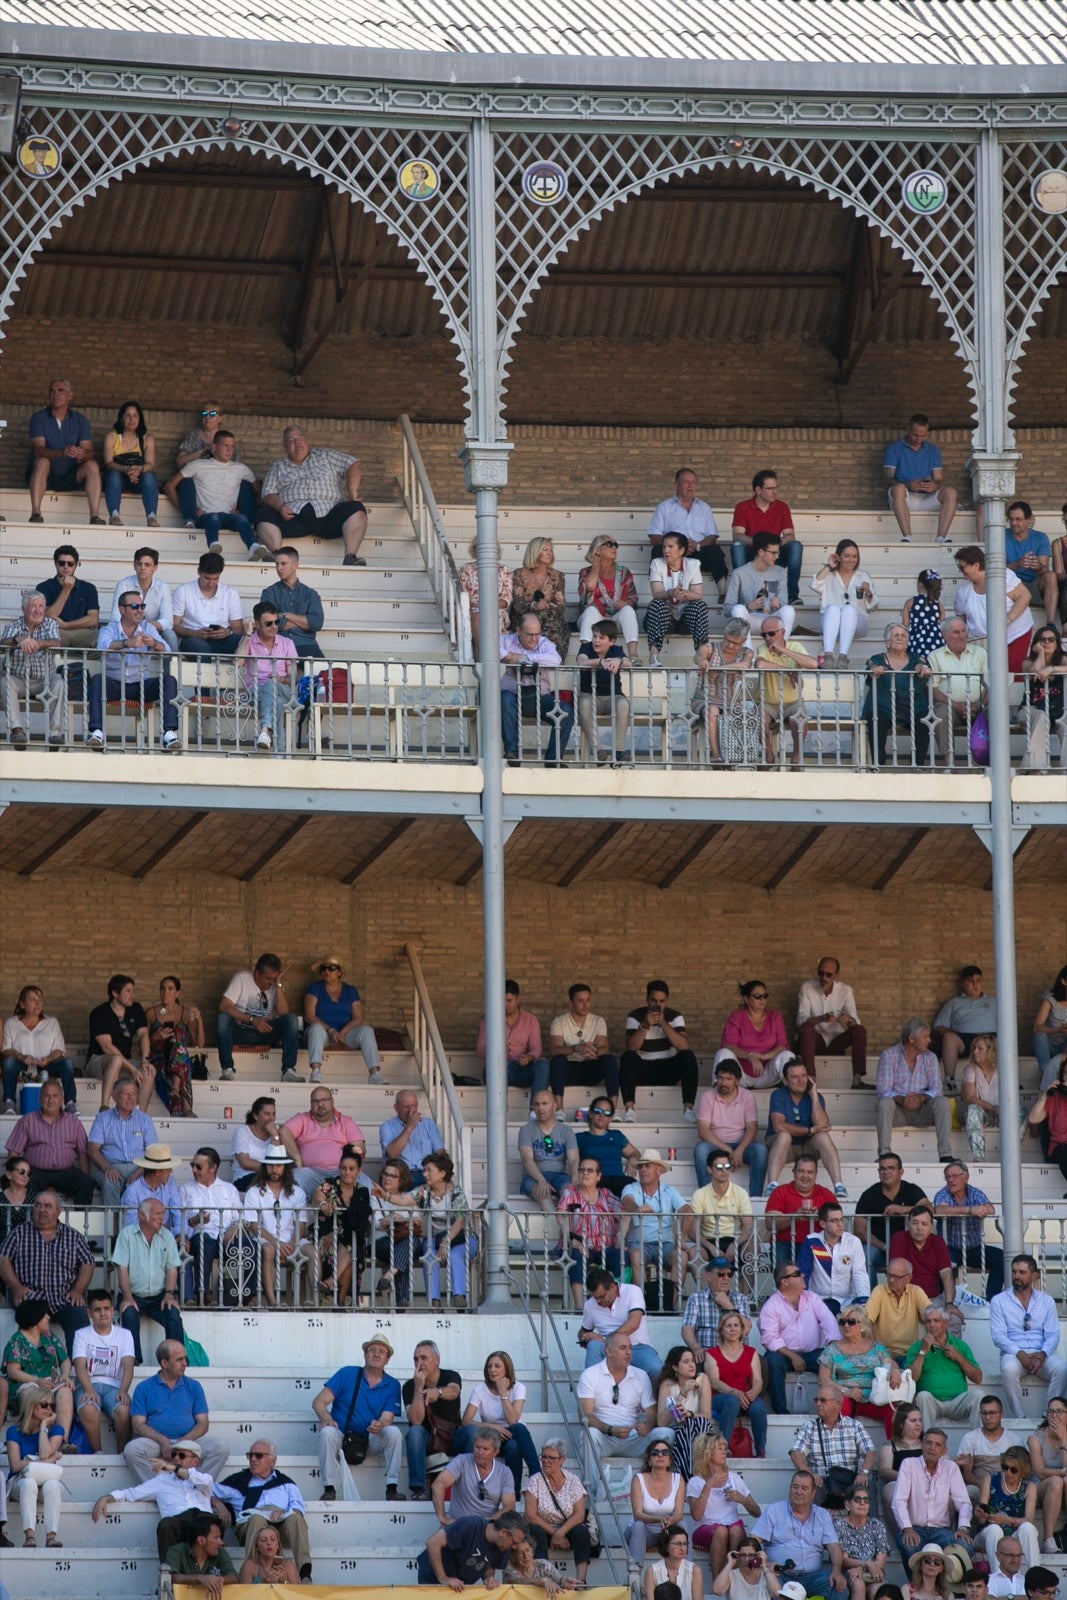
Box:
[1027,1057,1067,1184]
[705,1310,768,1456]
[722,981,791,1088]
[577,535,641,662]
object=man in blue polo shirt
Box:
[883,413,959,546]
[1005,500,1057,619]
[312,1336,405,1501]
[124,1339,229,1483]
[27,378,104,524]
[36,544,100,651]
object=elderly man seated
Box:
[576,1329,673,1465]
[111,1197,185,1364]
[892,1425,973,1562]
[280,1086,366,1200]
[254,424,369,566]
[312,1336,405,1504]
[866,1259,930,1360]
[216,1437,312,1581]
[933,1159,1004,1301]
[499,612,574,766]
[928,618,988,764]
[94,1435,219,1560]
[621,1148,692,1313]
[0,1189,94,1349]
[906,1306,983,1428]
[751,1469,847,1597]
[789,1386,877,1506]
[379,1090,444,1185]
[875,1020,952,1162]
[87,1078,158,1209]
[1,590,66,747]
[758,1258,840,1414]
[5,1076,93,1203]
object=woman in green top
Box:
[2,1298,75,1446]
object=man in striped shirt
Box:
[255,426,368,567]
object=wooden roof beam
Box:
[557,822,627,889]
[871,827,929,892]
[657,824,725,890]
[132,811,210,879]
[239,817,311,882]
[764,827,825,892]
[18,808,104,877]
[341,817,417,885]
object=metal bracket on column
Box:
[464,813,518,845]
[966,450,1021,503]
[458,440,513,493]
[972,822,1029,856]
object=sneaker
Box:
[10,727,27,748]
[29,511,44,524]
[162,731,181,751]
[320,1486,336,1503]
[623,1107,636,1123]
[1043,1539,1058,1555]
[208,540,223,554]
[936,532,951,544]
[2,1099,15,1114]
[65,1100,77,1113]
[248,543,272,562]
[683,1106,697,1124]
[763,1180,778,1196]
[649,651,661,667]
[219,1066,236,1080]
[89,515,106,525]
[184,520,197,530]
[834,1182,849,1199]
[900,532,912,543]
[342,554,367,566]
[281,1068,305,1083]
[309,1066,322,1083]
[146,516,160,529]
[109,512,124,527]
[385,1485,406,1502]
[368,1068,385,1085]
[256,727,273,750]
[88,729,105,749]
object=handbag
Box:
[814,1419,855,1509]
[543,1473,602,1560]
[426,1400,458,1458]
[729,1421,754,1459]
[340,1367,369,1465]
[189,1053,209,1081]
[870,1366,915,1406]
[969,708,990,764]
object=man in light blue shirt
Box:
[621,1149,692,1313]
[883,413,958,545]
[499,614,574,766]
[647,467,727,594]
[989,1254,1067,1416]
[112,1197,184,1362]
[1005,501,1057,617]
[88,590,180,750]
[379,1090,444,1183]
[87,1077,158,1207]
[752,1470,847,1596]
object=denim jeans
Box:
[501,686,574,762]
[215,1010,300,1073]
[88,671,179,734]
[692,1137,768,1195]
[583,1339,661,1376]
[178,476,258,525]
[453,1421,540,1494]
[198,510,256,551]
[712,1392,768,1453]
[251,678,290,752]
[120,1292,185,1363]
[507,1057,551,1098]
[2,1054,76,1106]
[730,538,805,603]
[765,1347,822,1412]
[105,468,159,518]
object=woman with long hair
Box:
[1,985,77,1112]
[705,1311,768,1457]
[656,1344,714,1479]
[103,401,159,528]
[1027,1059,1067,1186]
[644,1523,704,1600]
[459,536,511,653]
[1022,626,1066,772]
[412,1149,477,1309]
[711,1535,779,1600]
[456,1349,540,1494]
[627,1436,685,1562]
[1033,965,1067,1086]
[371,1157,415,1308]
[242,1144,309,1306]
[145,975,203,1118]
[6,1385,65,1547]
[238,1522,300,1585]
[1027,1395,1067,1550]
[688,1429,759,1572]
[811,539,878,667]
[961,1034,999,1160]
[231,1097,279,1193]
[312,1144,370,1304]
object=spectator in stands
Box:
[2,1296,75,1448]
[163,1511,238,1589]
[759,1259,839,1414]
[112,1196,184,1362]
[927,617,988,764]
[145,974,203,1120]
[237,1523,301,1587]
[752,1469,848,1597]
[433,1428,516,1523]
[655,1343,714,1476]
[548,982,619,1111]
[36,543,100,649]
[682,1256,753,1365]
[958,1396,1024,1499]
[558,1156,623,1306]
[986,1536,1026,1597]
[500,612,574,766]
[412,1150,476,1309]
[797,1202,870,1312]
[854,1153,928,1281]
[167,430,262,558]
[258,546,324,660]
[174,403,249,479]
[5,1077,91,1204]
[691,1153,754,1272]
[2,985,76,1114]
[576,616,631,762]
[371,1159,415,1308]
[255,425,368,566]
[459,536,511,655]
[86,972,151,1114]
[173,551,244,658]
[216,952,301,1087]
[478,978,550,1105]
[819,1308,901,1438]
[866,1260,930,1361]
[578,1328,673,1465]
[0,1190,93,1348]
[811,541,878,668]
[518,1087,579,1211]
[313,1336,404,1503]
[620,981,699,1125]
[765,1153,836,1268]
[906,1546,963,1600]
[764,1059,849,1199]
[418,1508,529,1588]
[217,1437,312,1578]
[877,1402,923,1532]
[108,546,176,650]
[1,591,66,749]
[725,532,796,641]
[693,1055,766,1195]
[694,618,757,764]
[933,1158,1004,1299]
[906,1305,982,1428]
[795,958,869,1090]
[6,1384,66,1548]
[243,1144,312,1305]
[578,1265,661,1375]
[649,467,728,596]
[958,1034,1000,1159]
[622,1150,692,1313]
[0,1151,32,1248]
[312,1145,370,1303]
[790,1385,877,1504]
[403,1339,463,1501]
[756,618,818,763]
[862,622,933,767]
[380,1089,443,1185]
[456,1350,540,1497]
[705,1309,768,1457]
[125,1338,229,1482]
[102,401,159,528]
[237,601,295,753]
[954,546,1034,672]
[122,1143,184,1233]
[882,414,959,546]
[578,536,642,660]
[626,1437,686,1562]
[575,1095,638,1197]
[990,1255,1067,1418]
[888,1205,955,1308]
[1033,968,1067,1087]
[973,1445,1040,1573]
[179,1148,241,1305]
[88,586,181,753]
[722,980,794,1090]
[875,1021,952,1160]
[933,968,999,1096]
[509,538,568,659]
[731,469,803,602]
[832,1484,891,1600]
[1027,1057,1067,1183]
[1004,502,1058,619]
[647,531,711,665]
[524,1437,592,1582]
[230,1097,279,1194]
[72,1287,135,1452]
[1022,628,1067,773]
[27,379,103,526]
[303,955,382,1089]
[712,1537,780,1600]
[1027,1398,1067,1553]
[94,1434,218,1561]
[893,1426,973,1561]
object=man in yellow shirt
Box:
[866,1257,931,1360]
[691,1152,754,1278]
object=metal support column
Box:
[970,126,1023,1258]
[460,114,514,1307]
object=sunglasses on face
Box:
[322,963,341,971]
[780,1271,802,1281]
[201,409,220,418]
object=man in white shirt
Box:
[795,958,869,1090]
[548,983,619,1114]
[986,1536,1027,1597]
[215,953,302,1085]
[173,551,244,658]
[167,431,263,559]
[180,1146,242,1305]
[989,1254,1067,1417]
[72,1288,136,1451]
[647,466,728,594]
[796,1202,870,1314]
[92,1435,219,1559]
[576,1330,673,1464]
[577,1266,661,1375]
[927,618,988,763]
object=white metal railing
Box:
[398,412,472,664]
[405,939,472,1195]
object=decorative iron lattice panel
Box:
[0,107,474,406]
[1001,138,1067,377]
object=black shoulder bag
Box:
[340,1368,369,1465]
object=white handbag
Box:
[870,1365,915,1406]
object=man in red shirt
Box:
[888,1204,955,1307]
[731,470,804,603]
[763,1153,834,1270]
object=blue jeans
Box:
[501,686,574,762]
[178,477,257,526]
[791,1566,847,1598]
[765,1348,822,1413]
[712,1392,768,1454]
[88,671,178,734]
[197,510,256,551]
[215,1010,300,1074]
[422,1232,477,1301]
[104,468,159,518]
[252,679,290,752]
[730,538,804,603]
[692,1137,768,1196]
[2,1055,76,1106]
[583,1338,661,1376]
[520,1169,571,1200]
[185,1234,221,1302]
[896,1527,971,1565]
[453,1421,540,1495]
[507,1057,551,1098]
[120,1292,185,1364]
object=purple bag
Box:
[969,708,990,764]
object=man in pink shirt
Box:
[891,1426,973,1562]
[281,1086,365,1198]
[758,1257,839,1412]
[476,978,549,1103]
[7,1077,94,1204]
[239,601,297,754]
[692,1054,767,1194]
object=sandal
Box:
[47,1534,63,1549]
[24,1533,37,1548]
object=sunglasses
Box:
[650,1447,671,1456]
[780,1271,802,1281]
[611,1383,620,1404]
[248,1450,271,1459]
[261,619,279,627]
[56,559,77,568]
[711,1164,732,1172]
[749,991,769,999]
[322,963,341,971]
[121,602,146,611]
[839,1317,860,1327]
[600,540,618,548]
[201,409,220,418]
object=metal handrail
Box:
[404,939,472,1195]
[398,412,472,664]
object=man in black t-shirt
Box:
[417,1511,528,1586]
[853,1150,927,1280]
[402,1339,462,1499]
[87,973,152,1114]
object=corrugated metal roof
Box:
[7,0,1067,64]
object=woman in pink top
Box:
[722,980,792,1089]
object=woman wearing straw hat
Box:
[906,1543,961,1600]
[242,1144,311,1306]
[303,956,383,1087]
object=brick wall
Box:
[0,871,1051,1057]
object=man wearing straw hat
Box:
[121,1143,183,1233]
[312,1336,405,1503]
